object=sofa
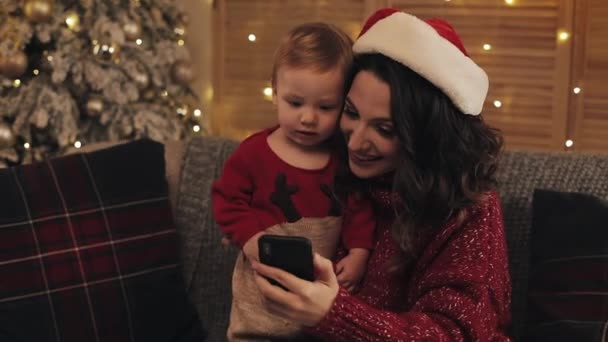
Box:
[172,137,607,342]
[2,136,605,341]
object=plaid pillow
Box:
[0,140,204,342]
[524,189,608,342]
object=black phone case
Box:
[258,235,314,284]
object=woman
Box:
[251,8,512,341]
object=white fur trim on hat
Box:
[353,12,488,115]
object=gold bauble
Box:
[86,97,104,117]
[0,51,28,78]
[171,60,195,85]
[0,123,16,148]
[123,20,142,41]
[24,0,53,23]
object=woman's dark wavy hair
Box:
[337,53,504,270]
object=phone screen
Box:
[258,235,314,287]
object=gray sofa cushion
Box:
[497,151,608,340]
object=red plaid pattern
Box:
[0,140,204,342]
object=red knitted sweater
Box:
[308,189,512,341]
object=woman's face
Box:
[341,70,400,179]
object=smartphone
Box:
[258,235,314,288]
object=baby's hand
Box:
[242,231,265,262]
[335,248,370,293]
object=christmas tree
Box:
[0,0,203,167]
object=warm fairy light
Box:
[573,87,581,94]
[483,44,492,51]
[177,39,185,46]
[177,107,187,116]
[193,109,202,117]
[24,142,31,149]
[263,87,273,97]
[47,55,53,62]
[136,39,143,45]
[193,125,201,132]
[33,69,39,75]
[248,34,257,42]
[565,140,574,148]
[13,79,21,87]
[493,100,503,108]
[505,0,515,5]
[74,141,82,148]
[174,27,186,36]
[65,12,80,31]
[558,31,570,41]
[162,90,168,97]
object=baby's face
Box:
[274,66,344,148]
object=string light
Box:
[248,34,257,42]
[193,109,202,117]
[33,69,39,75]
[573,87,581,94]
[13,79,21,87]
[493,100,502,108]
[177,39,185,46]
[177,106,188,116]
[565,139,574,148]
[174,27,186,36]
[136,39,143,45]
[65,11,80,31]
[74,141,82,148]
[483,44,492,51]
[24,142,31,149]
[193,125,201,132]
[263,87,273,97]
[505,0,515,5]
[558,31,570,41]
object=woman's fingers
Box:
[252,260,311,297]
[253,271,295,303]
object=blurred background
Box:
[1,0,606,167]
[206,0,608,153]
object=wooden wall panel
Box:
[571,0,608,152]
[389,0,571,151]
[213,0,367,140]
[211,0,607,153]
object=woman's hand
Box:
[252,253,340,327]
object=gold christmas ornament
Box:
[171,60,195,85]
[122,20,142,41]
[0,51,28,78]
[86,97,104,116]
[24,0,53,23]
[0,123,16,148]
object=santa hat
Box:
[353,8,488,116]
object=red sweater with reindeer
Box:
[211,127,375,250]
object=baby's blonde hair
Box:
[271,22,353,89]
